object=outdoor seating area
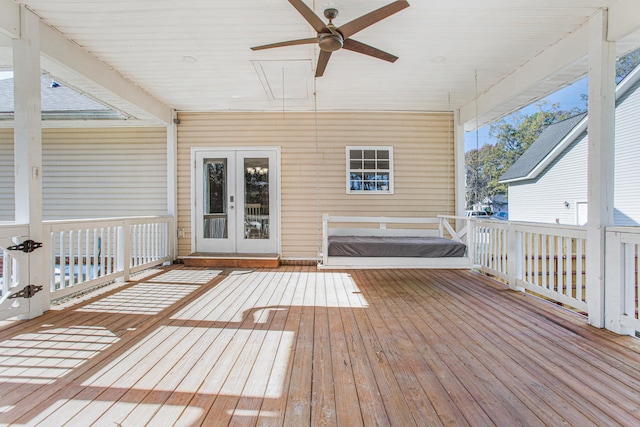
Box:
[0,265,639,426]
[1,3,640,425]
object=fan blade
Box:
[251,38,318,51]
[338,1,410,39]
[315,50,332,77]
[288,0,327,33]
[342,39,398,63]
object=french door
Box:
[194,149,278,254]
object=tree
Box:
[465,49,639,209]
[616,48,640,83]
[466,101,583,208]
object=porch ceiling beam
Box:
[0,0,20,39]
[607,0,640,42]
[39,24,172,125]
[1,0,171,125]
[459,24,589,130]
[460,0,640,131]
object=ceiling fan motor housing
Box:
[318,30,343,52]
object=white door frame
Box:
[191,147,281,254]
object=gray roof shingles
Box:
[0,76,120,116]
[499,113,587,182]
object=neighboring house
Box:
[0,76,125,120]
[476,195,508,214]
[0,77,167,221]
[499,65,640,226]
[490,194,508,214]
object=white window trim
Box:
[345,146,394,195]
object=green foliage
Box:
[466,49,640,209]
[616,48,640,82]
[466,101,584,208]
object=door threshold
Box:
[183,253,280,268]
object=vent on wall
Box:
[252,60,313,107]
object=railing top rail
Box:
[44,216,173,232]
[0,223,29,236]
[44,215,172,227]
[467,218,587,236]
[607,226,640,235]
[323,215,440,225]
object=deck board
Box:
[1,265,640,426]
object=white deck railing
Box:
[46,216,173,299]
[605,227,640,334]
[472,219,588,313]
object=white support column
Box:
[453,110,466,217]
[585,9,616,329]
[507,224,524,292]
[167,110,178,260]
[13,6,50,317]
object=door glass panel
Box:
[244,158,270,240]
[204,158,228,239]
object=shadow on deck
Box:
[0,266,639,426]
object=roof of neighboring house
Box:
[499,64,640,184]
[0,76,125,119]
[499,113,587,182]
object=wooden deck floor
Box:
[1,266,640,426]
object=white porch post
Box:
[585,9,616,329]
[167,110,178,260]
[13,6,50,317]
[453,110,466,217]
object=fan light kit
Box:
[251,0,410,77]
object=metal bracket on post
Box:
[7,239,43,253]
[8,284,43,299]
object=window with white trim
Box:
[346,146,393,194]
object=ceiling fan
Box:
[251,0,410,77]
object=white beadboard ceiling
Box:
[2,0,640,128]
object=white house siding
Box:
[176,112,456,260]
[0,129,14,221]
[508,136,588,225]
[0,127,168,221]
[508,77,640,226]
[612,79,640,226]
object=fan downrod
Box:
[319,8,342,52]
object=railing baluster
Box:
[534,233,540,287]
[551,234,556,290]
[576,238,583,302]
[541,235,547,290]
[636,243,639,322]
[84,229,90,282]
[526,232,532,284]
[623,243,638,319]
[557,235,564,295]
[566,237,573,298]
[69,231,75,287]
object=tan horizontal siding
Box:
[177,111,455,259]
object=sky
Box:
[464,77,589,152]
